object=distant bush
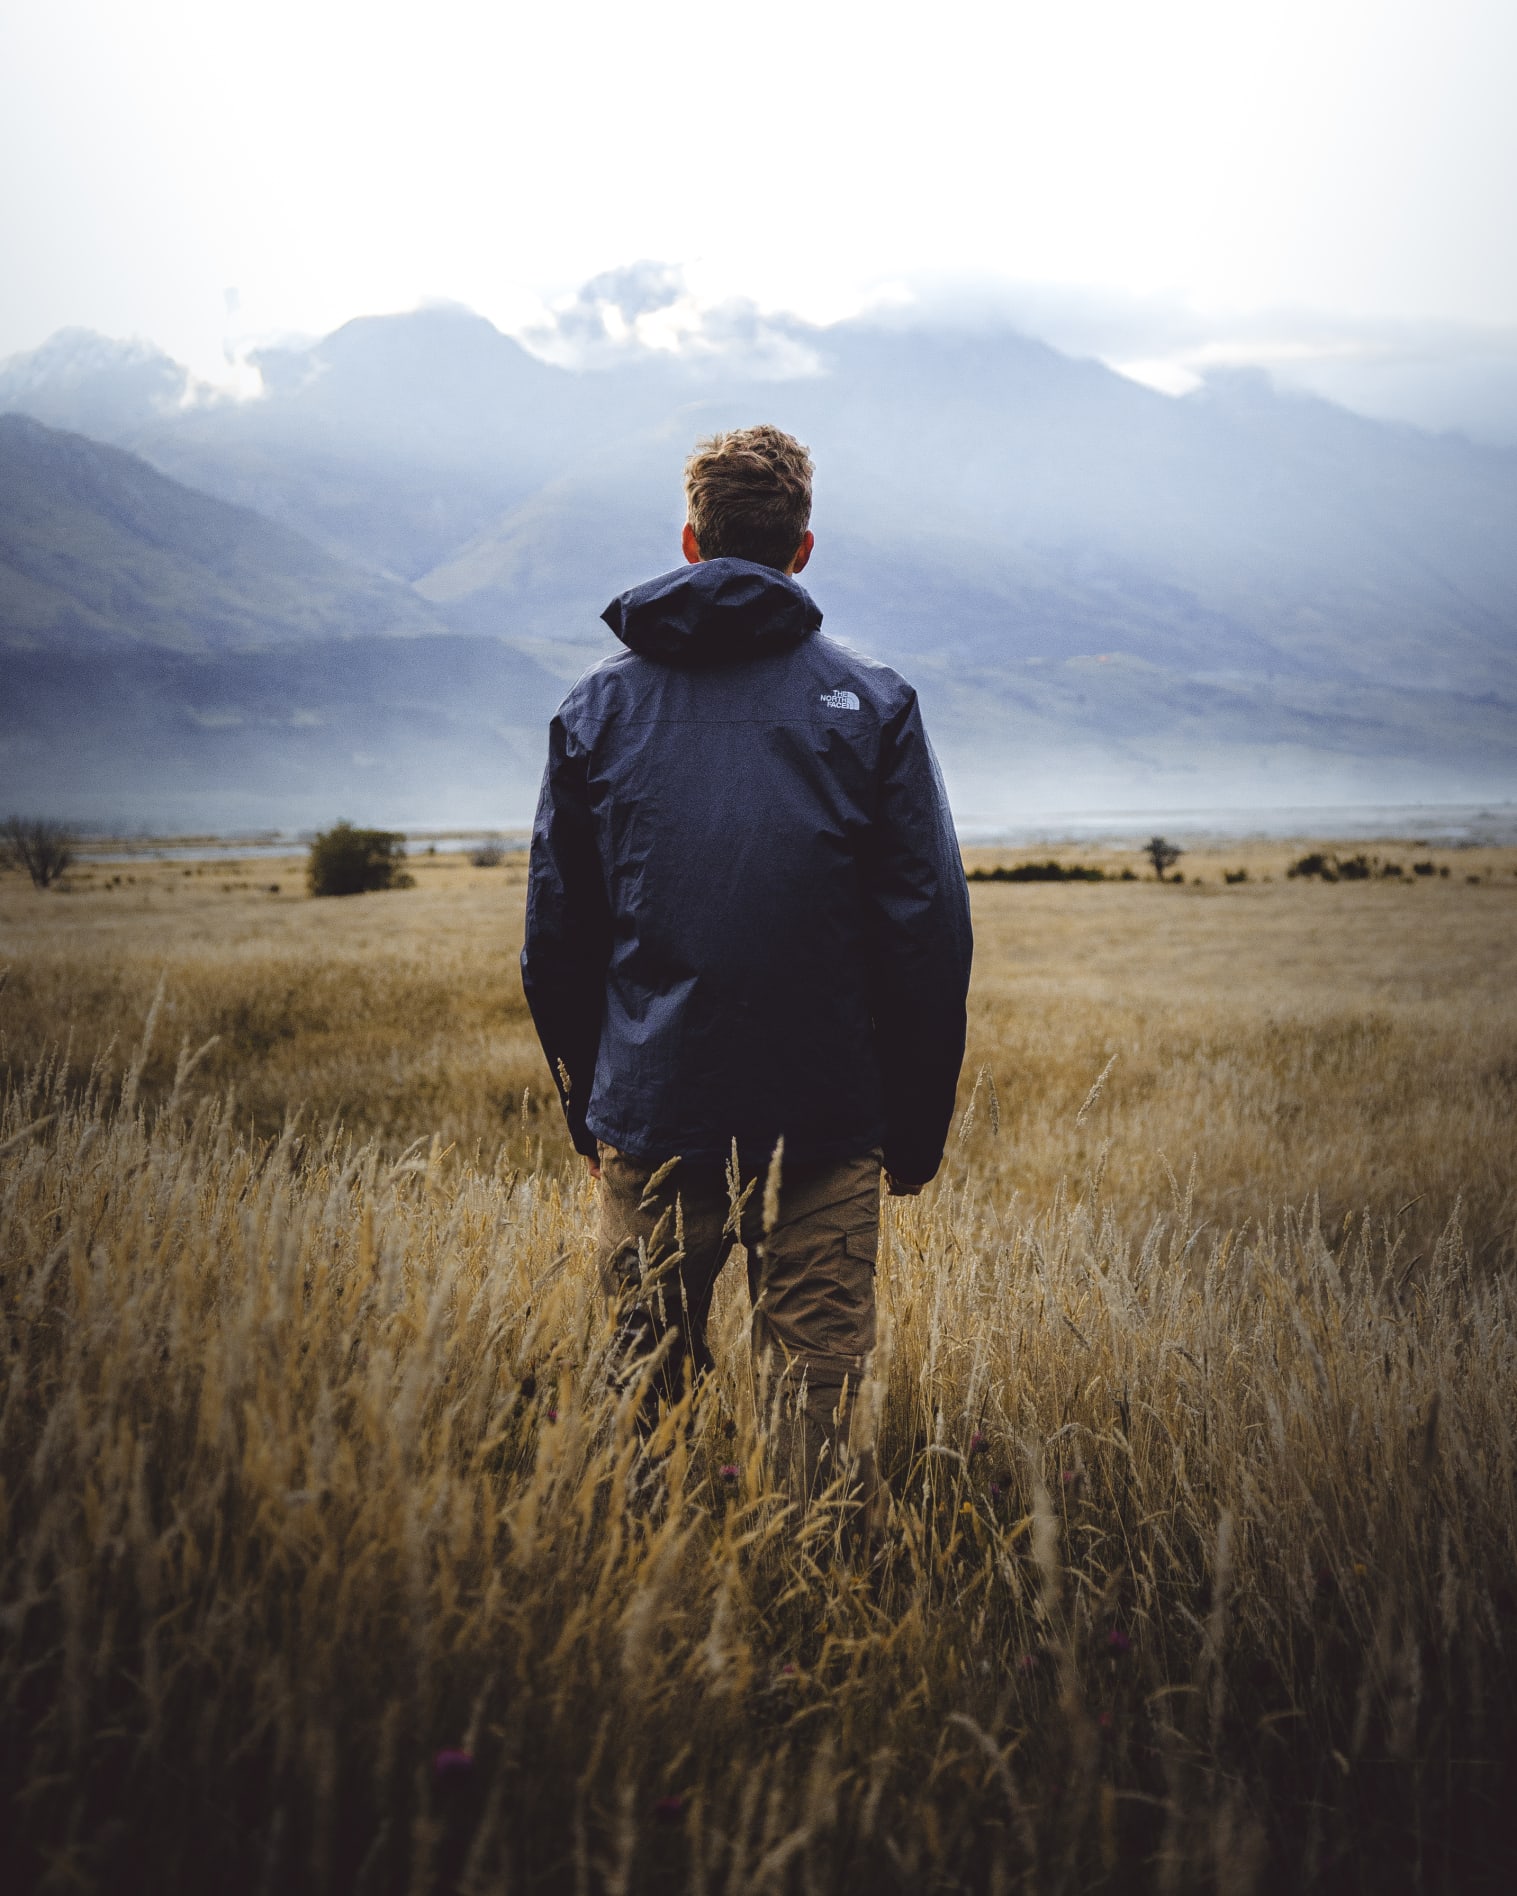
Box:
[3,815,74,889]
[1289,852,1412,883]
[470,842,506,868]
[967,860,1106,883]
[1224,868,1249,884]
[307,822,412,898]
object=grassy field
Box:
[1,836,1515,1891]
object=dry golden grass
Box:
[1,840,1515,1891]
[5,836,1514,1265]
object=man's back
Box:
[522,421,969,1502]
[523,554,972,1186]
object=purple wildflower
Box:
[1106,1627,1132,1656]
[719,1463,739,1481]
[653,1795,685,1824]
[432,1749,474,1785]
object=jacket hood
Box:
[602,557,822,665]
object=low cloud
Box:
[516,261,824,379]
[510,263,1517,444]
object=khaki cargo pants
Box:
[595,1143,882,1506]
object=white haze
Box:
[3,0,1516,438]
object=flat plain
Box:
[1,834,1514,1891]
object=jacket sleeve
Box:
[520,710,612,1159]
[861,691,973,1185]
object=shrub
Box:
[1224,868,1248,884]
[3,815,74,889]
[1287,851,1419,884]
[306,822,410,898]
[967,860,1105,883]
[1144,835,1182,879]
[470,842,506,868]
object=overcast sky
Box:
[3,0,1515,432]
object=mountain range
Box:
[2,300,1515,829]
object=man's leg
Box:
[595,1146,734,1431]
[744,1149,882,1514]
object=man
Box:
[522,424,971,1501]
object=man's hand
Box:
[884,1171,925,1197]
[585,1154,602,1180]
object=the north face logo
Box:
[820,688,861,711]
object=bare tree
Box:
[4,816,75,889]
[1144,835,1183,880]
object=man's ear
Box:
[681,523,702,565]
[788,529,815,576]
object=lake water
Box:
[956,802,1517,849]
[72,802,1517,862]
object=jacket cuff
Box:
[882,1143,942,1188]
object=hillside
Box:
[2,633,564,830]
[0,413,448,652]
[3,302,1515,823]
[0,413,563,827]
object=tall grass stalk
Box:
[2,1046,1514,1891]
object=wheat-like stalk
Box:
[1,854,1514,1888]
[1,1050,1511,1891]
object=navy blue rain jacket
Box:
[521,557,973,1184]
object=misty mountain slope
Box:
[809,524,1280,674]
[8,308,1516,689]
[415,423,692,637]
[768,329,1517,692]
[399,315,1517,693]
[0,329,188,440]
[1,633,566,830]
[912,647,1517,820]
[4,302,1516,821]
[129,308,679,580]
[0,414,450,652]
